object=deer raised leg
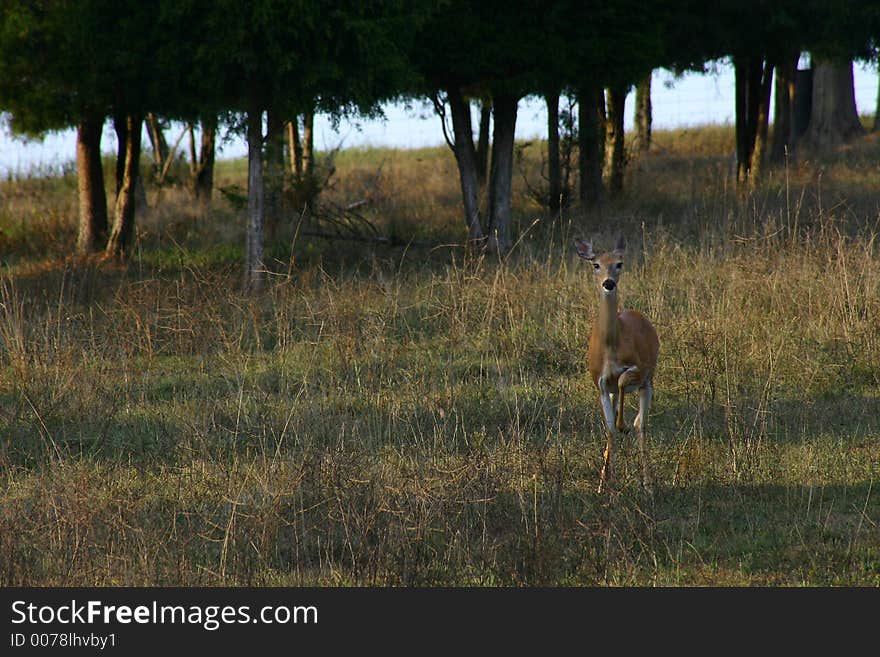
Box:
[616,366,640,432]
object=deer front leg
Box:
[598,378,616,434]
[598,425,615,494]
[597,379,616,493]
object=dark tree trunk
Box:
[596,88,606,160]
[750,59,775,181]
[246,106,265,292]
[302,109,314,178]
[577,86,603,207]
[487,93,518,253]
[875,72,880,132]
[75,115,108,255]
[193,116,216,205]
[735,58,749,182]
[113,114,128,197]
[288,117,303,177]
[603,86,627,196]
[264,108,285,238]
[135,170,147,211]
[792,68,814,139]
[116,113,148,214]
[802,58,864,153]
[475,99,491,187]
[546,90,562,214]
[446,87,484,242]
[734,56,764,184]
[559,94,576,204]
[105,114,142,260]
[634,73,652,153]
[770,53,799,163]
[187,122,197,178]
[145,112,168,170]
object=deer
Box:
[574,235,659,494]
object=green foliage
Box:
[165,0,417,121]
[3,1,878,139]
[0,1,418,139]
[0,1,166,132]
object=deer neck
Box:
[597,290,620,350]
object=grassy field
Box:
[0,124,878,585]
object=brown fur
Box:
[588,309,659,391]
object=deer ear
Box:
[613,234,627,256]
[574,238,595,261]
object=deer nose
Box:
[602,279,616,291]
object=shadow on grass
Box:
[0,451,876,586]
[651,392,880,445]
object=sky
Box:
[1,61,878,176]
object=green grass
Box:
[0,125,879,585]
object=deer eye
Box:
[592,263,600,270]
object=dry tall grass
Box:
[0,126,878,585]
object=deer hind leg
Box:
[616,367,640,433]
[634,382,653,492]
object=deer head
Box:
[574,235,627,294]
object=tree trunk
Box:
[187,122,197,177]
[633,73,652,153]
[246,106,265,292]
[446,86,484,242]
[487,93,518,254]
[105,114,142,260]
[603,86,627,196]
[750,60,775,182]
[734,56,764,184]
[113,114,128,198]
[75,115,108,255]
[546,90,562,214]
[135,171,147,211]
[792,68,813,139]
[734,58,749,182]
[302,109,314,178]
[115,114,148,214]
[560,94,576,205]
[264,108,285,238]
[770,53,799,163]
[875,71,880,132]
[802,58,864,152]
[145,112,168,171]
[193,116,216,205]
[577,86,603,207]
[475,99,491,187]
[288,117,303,177]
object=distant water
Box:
[1,62,877,176]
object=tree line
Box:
[1,1,878,288]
